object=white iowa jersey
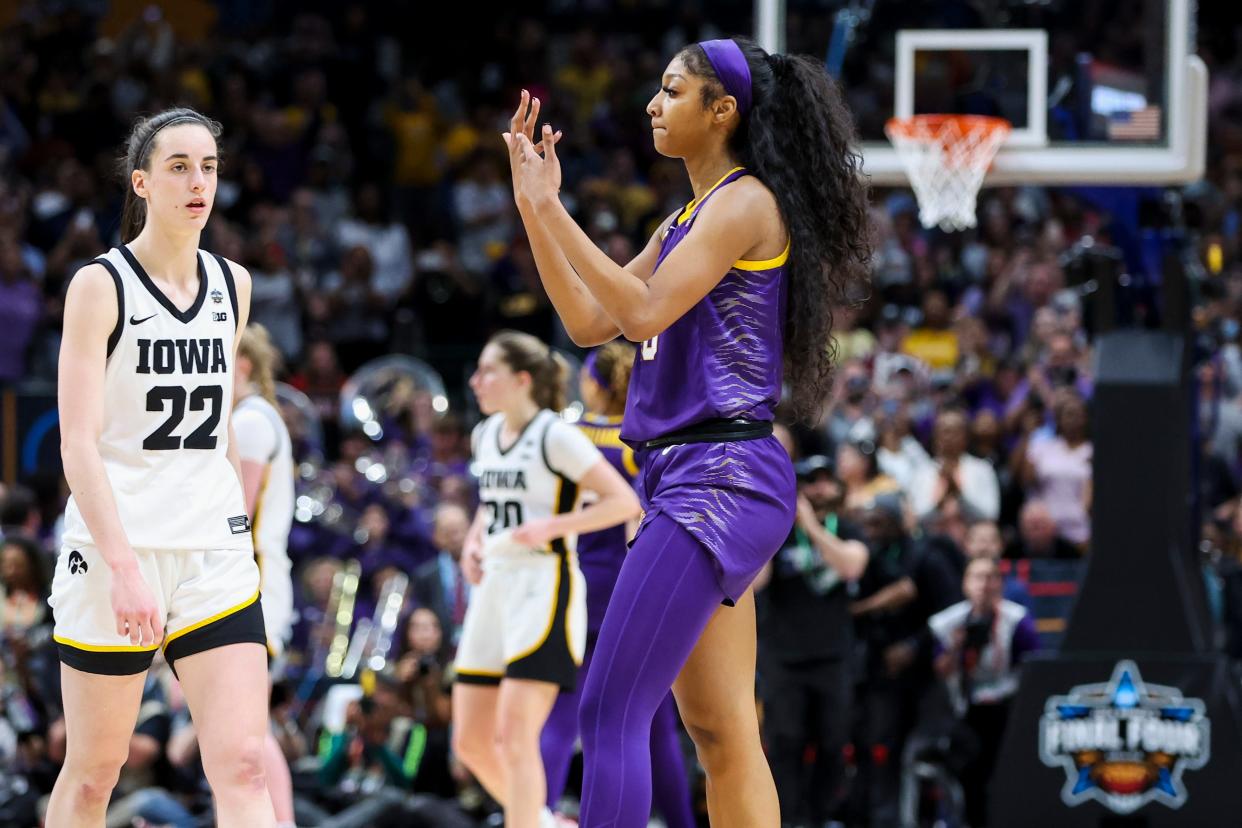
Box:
[233,394,294,563]
[472,409,601,558]
[62,246,251,552]
[234,393,295,647]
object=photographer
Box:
[393,607,453,796]
[756,456,868,826]
[928,558,1040,828]
[315,672,472,828]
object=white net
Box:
[884,115,1011,232]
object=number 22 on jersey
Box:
[144,385,223,450]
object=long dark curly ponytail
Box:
[678,38,872,421]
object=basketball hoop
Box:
[884,115,1012,232]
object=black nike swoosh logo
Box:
[129,314,157,325]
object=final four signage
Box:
[1039,660,1210,813]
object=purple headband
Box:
[698,39,752,117]
[584,350,609,391]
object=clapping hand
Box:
[503,90,563,206]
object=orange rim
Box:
[884,114,1012,139]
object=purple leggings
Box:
[578,513,731,827]
[540,633,695,826]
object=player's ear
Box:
[132,168,148,200]
[712,96,737,125]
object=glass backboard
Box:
[758,0,1206,186]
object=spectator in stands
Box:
[838,438,902,513]
[909,409,1001,520]
[281,187,338,282]
[452,150,514,277]
[1005,332,1093,425]
[0,486,42,541]
[317,672,473,827]
[962,520,1030,607]
[322,244,391,370]
[929,557,1040,828]
[385,80,447,243]
[1007,500,1082,559]
[922,494,971,561]
[969,409,1005,470]
[412,503,471,655]
[288,339,347,429]
[876,405,932,494]
[851,493,961,827]
[756,455,868,825]
[901,288,959,371]
[337,182,414,301]
[0,535,56,772]
[393,607,454,797]
[350,503,422,615]
[0,534,48,634]
[426,415,472,484]
[822,361,876,448]
[1021,391,1093,547]
[0,229,43,384]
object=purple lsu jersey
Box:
[621,166,789,445]
[576,414,639,633]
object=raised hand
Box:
[514,125,563,207]
[502,90,562,203]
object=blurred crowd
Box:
[2,1,1242,826]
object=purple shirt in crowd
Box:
[0,278,41,382]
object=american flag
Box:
[1107,105,1162,141]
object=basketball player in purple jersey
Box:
[504,35,871,826]
[538,342,695,827]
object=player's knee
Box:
[682,705,755,771]
[494,714,538,767]
[451,721,490,768]
[205,735,267,792]
[64,752,126,805]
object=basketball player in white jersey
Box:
[232,322,297,828]
[47,108,277,827]
[452,331,640,828]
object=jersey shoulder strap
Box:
[89,253,126,359]
[538,410,568,479]
[476,413,502,458]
